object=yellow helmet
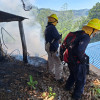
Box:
[87,18,100,30]
[48,14,58,21]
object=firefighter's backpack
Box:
[60,30,84,62]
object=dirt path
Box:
[90,64,100,76]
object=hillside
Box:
[72,9,89,17]
[0,57,100,100]
[38,8,89,17]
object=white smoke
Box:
[0,0,46,58]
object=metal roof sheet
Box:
[86,41,100,69]
[0,10,27,22]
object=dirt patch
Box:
[90,64,100,76]
[0,58,100,100]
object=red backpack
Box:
[60,31,83,62]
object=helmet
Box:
[87,18,100,30]
[48,14,58,21]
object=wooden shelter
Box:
[0,10,28,63]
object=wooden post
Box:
[18,21,28,63]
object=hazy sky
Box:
[32,0,100,10]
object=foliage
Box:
[41,87,56,100]
[31,3,100,42]
[36,8,53,33]
[48,87,56,98]
[57,10,74,40]
[27,75,38,89]
[88,2,100,43]
[73,9,89,17]
[91,85,100,99]
[88,2,100,19]
[34,4,89,40]
[30,2,100,43]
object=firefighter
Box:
[44,14,64,82]
[62,18,100,100]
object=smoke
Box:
[0,0,46,58]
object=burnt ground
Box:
[0,57,100,100]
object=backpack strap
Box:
[67,31,85,49]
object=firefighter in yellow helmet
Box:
[48,14,58,25]
[44,14,65,83]
[60,18,100,100]
[82,18,100,37]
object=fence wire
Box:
[86,41,100,69]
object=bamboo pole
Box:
[18,21,28,63]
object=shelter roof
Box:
[0,10,27,22]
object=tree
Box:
[88,2,100,42]
[56,3,75,40]
[88,2,100,19]
[36,9,53,33]
[34,4,89,40]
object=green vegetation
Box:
[88,2,100,42]
[2,2,100,43]
[34,7,88,40]
[32,2,100,42]
[91,85,100,99]
[27,75,38,89]
[88,2,100,19]
[48,87,56,98]
[42,87,56,99]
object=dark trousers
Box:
[65,63,87,99]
